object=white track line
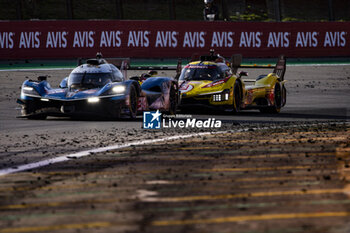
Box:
[0,130,229,176]
[0,121,348,177]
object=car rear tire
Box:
[260,83,281,114]
[232,81,241,113]
[281,85,287,107]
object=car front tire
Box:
[128,85,138,119]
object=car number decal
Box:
[179,84,193,93]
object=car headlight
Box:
[212,89,230,102]
[213,94,222,102]
[23,86,34,91]
[22,85,39,96]
[87,97,100,103]
[112,85,126,94]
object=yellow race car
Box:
[179,51,286,113]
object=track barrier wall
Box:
[0,20,349,59]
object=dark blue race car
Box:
[17,55,179,119]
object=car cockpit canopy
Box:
[68,53,124,89]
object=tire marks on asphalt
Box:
[151,212,350,226]
[136,188,346,203]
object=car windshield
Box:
[68,72,113,89]
[179,65,223,81]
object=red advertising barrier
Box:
[0,20,349,59]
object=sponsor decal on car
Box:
[46,89,66,94]
[179,84,194,93]
[82,89,98,94]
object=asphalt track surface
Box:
[0,65,349,233]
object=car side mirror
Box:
[59,77,68,88]
[238,71,248,77]
[38,76,47,81]
[130,76,140,81]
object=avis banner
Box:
[0,20,349,59]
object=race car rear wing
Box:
[272,55,286,81]
[78,54,182,80]
[118,59,182,80]
[231,54,286,81]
